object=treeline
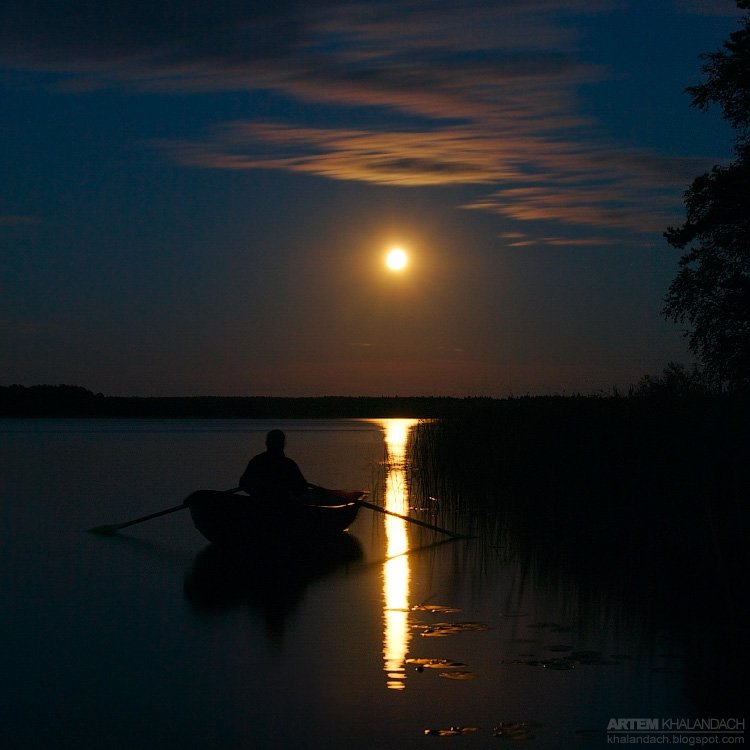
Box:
[0,384,459,418]
[0,385,107,416]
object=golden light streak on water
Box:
[380,418,419,690]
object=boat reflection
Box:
[184,535,363,646]
[379,418,419,690]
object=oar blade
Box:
[86,488,240,537]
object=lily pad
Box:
[542,657,576,670]
[412,604,462,614]
[406,658,467,669]
[439,670,476,680]
[502,658,542,667]
[493,721,538,739]
[424,726,479,737]
[420,621,491,637]
[504,656,576,670]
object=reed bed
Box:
[402,395,748,714]
[408,395,748,616]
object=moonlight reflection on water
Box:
[380,419,419,690]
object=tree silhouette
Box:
[664,0,750,390]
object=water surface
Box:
[1,419,697,748]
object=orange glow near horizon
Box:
[380,418,419,690]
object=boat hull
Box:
[185,488,364,548]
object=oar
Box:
[356,497,470,539]
[308,483,468,538]
[87,487,241,535]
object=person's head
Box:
[265,429,286,454]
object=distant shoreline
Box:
[0,385,470,418]
[4,382,746,419]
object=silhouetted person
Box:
[239,429,308,501]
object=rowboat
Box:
[185,487,366,547]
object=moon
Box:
[386,247,408,271]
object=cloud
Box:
[162,122,529,185]
[163,118,694,232]
[501,231,618,248]
[0,0,713,235]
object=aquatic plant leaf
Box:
[406,658,467,669]
[411,604,461,614]
[420,621,491,637]
[424,726,479,736]
[503,658,542,667]
[542,657,576,670]
[493,721,538,739]
[439,670,476,680]
[504,655,577,670]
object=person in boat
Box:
[239,429,309,502]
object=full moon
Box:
[386,247,408,271]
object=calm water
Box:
[1,419,695,749]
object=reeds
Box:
[408,394,749,621]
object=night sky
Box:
[1,1,742,396]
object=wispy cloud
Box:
[163,119,698,232]
[0,0,724,236]
[500,231,618,248]
[162,122,530,186]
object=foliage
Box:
[631,361,720,397]
[687,0,750,141]
[664,1,750,390]
[0,384,104,416]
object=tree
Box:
[632,362,717,398]
[663,0,750,390]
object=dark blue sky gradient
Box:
[0,1,743,395]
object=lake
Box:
[0,419,722,748]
